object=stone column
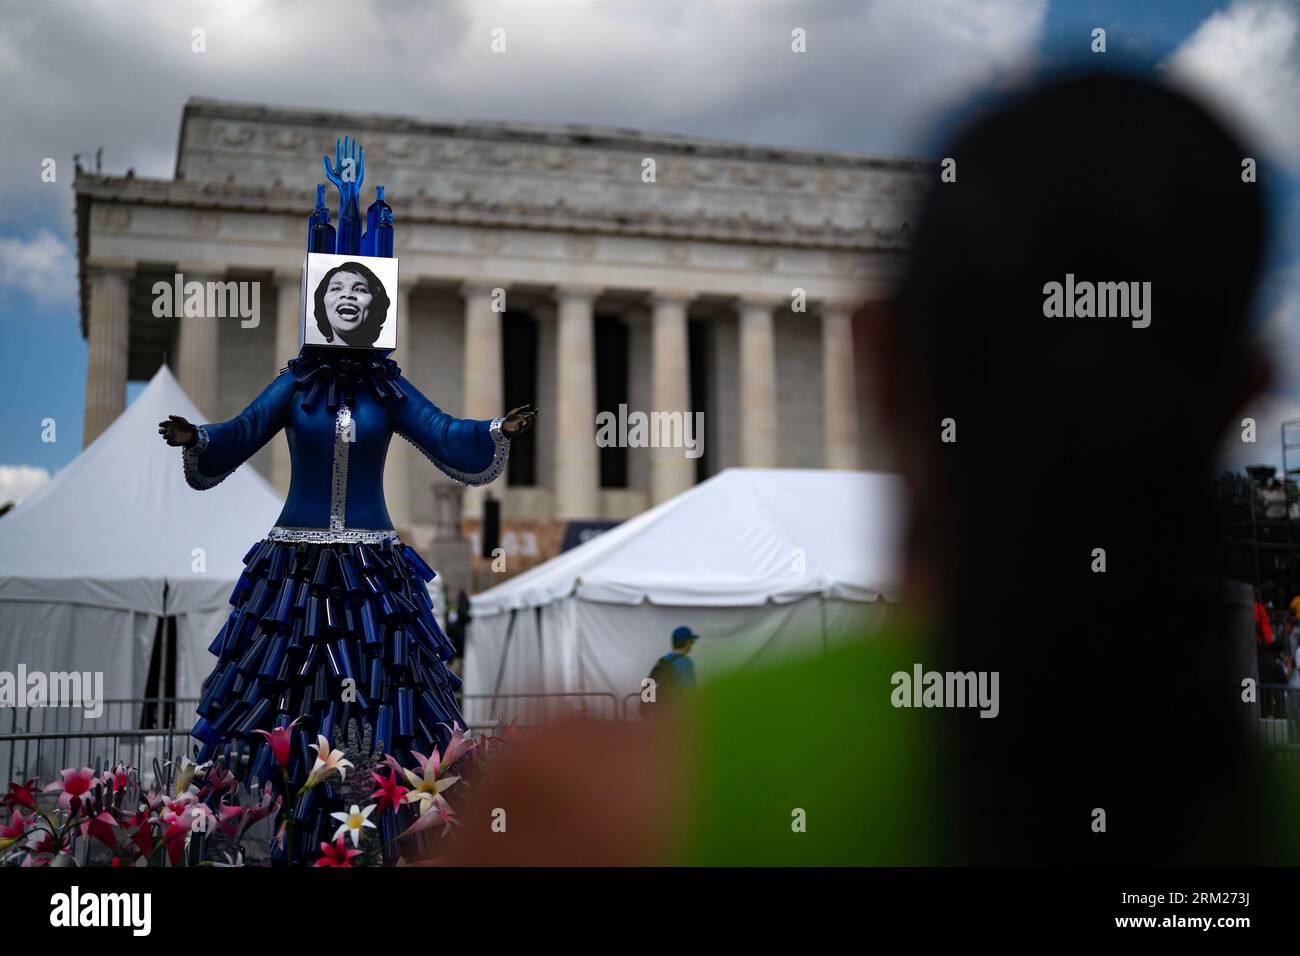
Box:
[176,267,221,420]
[461,281,507,517]
[383,281,415,532]
[650,290,695,505]
[82,265,131,447]
[271,269,301,495]
[822,303,861,470]
[738,297,779,467]
[554,285,600,519]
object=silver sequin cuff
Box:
[399,415,511,488]
[181,426,234,491]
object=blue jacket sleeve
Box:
[181,371,296,490]
[391,375,510,486]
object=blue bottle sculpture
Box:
[372,205,395,258]
[323,136,364,255]
[307,184,336,254]
[362,185,393,256]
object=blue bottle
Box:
[307,184,335,254]
[361,185,393,256]
[372,206,395,258]
[336,188,362,257]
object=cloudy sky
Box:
[1,0,1298,503]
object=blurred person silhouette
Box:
[1259,642,1288,718]
[642,626,699,718]
[443,66,1286,866]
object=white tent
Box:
[0,365,284,712]
[464,468,906,724]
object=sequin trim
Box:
[181,426,236,491]
[266,526,399,544]
[330,404,353,531]
[398,416,511,487]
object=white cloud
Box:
[0,463,50,507]
[0,229,77,310]
[1220,280,1300,472]
[1164,0,1300,169]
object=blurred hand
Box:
[158,414,197,447]
[502,404,538,437]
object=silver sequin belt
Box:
[266,526,400,545]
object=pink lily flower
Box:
[253,716,302,775]
[369,769,409,817]
[44,767,96,812]
[217,803,245,837]
[187,803,217,837]
[128,821,153,859]
[26,827,53,855]
[81,811,119,851]
[314,834,362,867]
[203,763,237,798]
[140,788,166,814]
[0,809,29,849]
[399,801,459,840]
[246,788,282,825]
[3,778,39,811]
[439,724,476,772]
[163,791,197,818]
[161,820,190,866]
[100,764,131,793]
[411,746,443,777]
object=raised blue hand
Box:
[323,135,365,196]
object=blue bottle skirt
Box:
[190,531,464,862]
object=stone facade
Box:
[74,97,928,583]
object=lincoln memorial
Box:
[74,98,927,582]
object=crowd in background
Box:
[1256,593,1300,717]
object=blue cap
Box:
[672,626,699,647]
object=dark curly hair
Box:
[313,261,391,348]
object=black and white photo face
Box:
[300,252,400,351]
[323,270,373,336]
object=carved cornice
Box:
[74,173,914,252]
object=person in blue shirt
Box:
[645,626,698,714]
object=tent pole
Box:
[819,594,829,655]
[488,609,518,723]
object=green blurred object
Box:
[677,627,948,866]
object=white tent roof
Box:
[472,468,905,616]
[0,365,284,615]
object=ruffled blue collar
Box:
[285,347,407,412]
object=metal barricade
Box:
[459,691,620,726]
[1258,683,1300,748]
[2,698,198,784]
[1,728,194,790]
